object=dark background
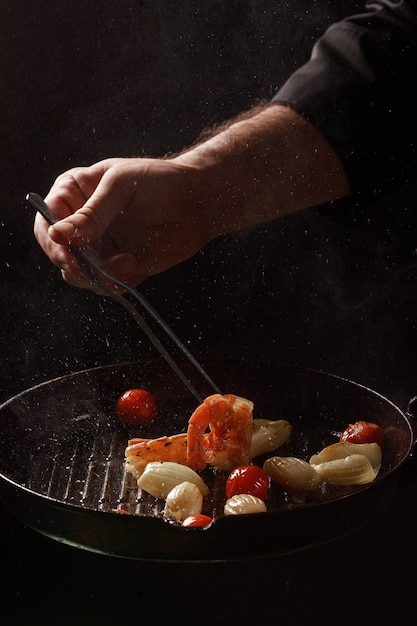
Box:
[1,1,416,624]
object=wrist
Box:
[173,120,263,241]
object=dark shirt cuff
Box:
[272,1,417,201]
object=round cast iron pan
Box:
[0,360,415,562]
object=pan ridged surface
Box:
[0,360,413,560]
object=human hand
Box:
[34,105,350,291]
[34,157,210,289]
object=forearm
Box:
[35,105,351,287]
[174,104,351,241]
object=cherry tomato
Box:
[340,421,384,446]
[116,389,158,425]
[182,514,213,528]
[225,465,269,501]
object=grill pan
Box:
[0,360,415,561]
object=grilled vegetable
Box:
[263,456,322,491]
[340,421,384,446]
[137,461,209,499]
[224,494,267,515]
[309,442,382,474]
[226,465,269,500]
[312,454,377,485]
[116,388,158,424]
[163,481,203,521]
[249,419,292,459]
[182,514,213,527]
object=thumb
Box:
[48,173,136,247]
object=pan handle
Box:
[398,396,417,487]
[406,396,417,442]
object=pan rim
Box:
[0,360,414,560]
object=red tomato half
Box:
[226,465,269,501]
[182,515,213,528]
[116,389,158,425]
[340,421,384,446]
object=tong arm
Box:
[26,192,221,403]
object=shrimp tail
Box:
[124,433,188,478]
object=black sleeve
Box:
[272,0,417,201]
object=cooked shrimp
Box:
[124,393,254,476]
[187,394,254,472]
[124,433,188,478]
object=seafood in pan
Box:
[125,393,253,475]
[124,393,292,478]
[122,393,384,523]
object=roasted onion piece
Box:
[163,481,203,521]
[249,419,292,459]
[309,442,382,474]
[224,494,267,515]
[312,454,377,485]
[263,456,322,492]
[137,461,209,499]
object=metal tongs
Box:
[26,192,221,403]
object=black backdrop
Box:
[2,0,417,407]
[1,2,416,624]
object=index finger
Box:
[44,158,126,219]
[44,166,100,220]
